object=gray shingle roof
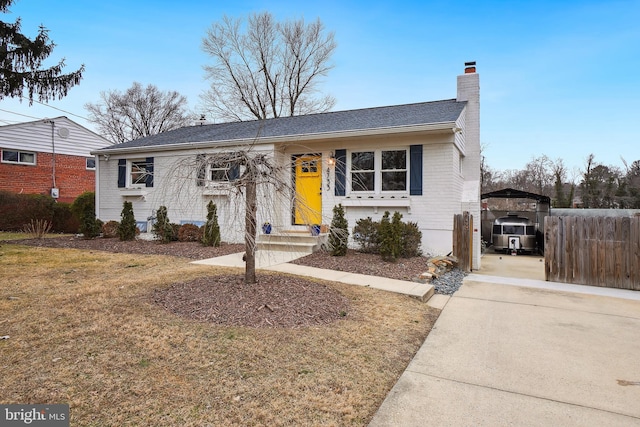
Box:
[99,98,465,151]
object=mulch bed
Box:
[153,274,351,328]
[3,235,244,259]
[6,236,431,328]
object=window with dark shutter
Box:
[117,159,126,188]
[409,145,423,195]
[334,149,346,196]
[145,157,154,187]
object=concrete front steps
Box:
[256,230,327,254]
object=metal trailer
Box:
[491,213,537,254]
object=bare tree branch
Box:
[84,82,193,143]
[201,11,336,121]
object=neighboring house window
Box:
[118,158,154,188]
[350,149,407,193]
[86,158,96,170]
[1,149,36,165]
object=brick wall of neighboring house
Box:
[0,152,95,203]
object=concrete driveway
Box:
[369,262,640,426]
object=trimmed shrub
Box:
[0,191,55,231]
[378,211,396,261]
[52,202,79,233]
[329,204,349,256]
[353,211,422,261]
[352,217,380,253]
[70,191,95,222]
[202,201,221,247]
[152,206,174,243]
[178,223,202,242]
[170,224,180,241]
[401,221,423,258]
[79,203,101,239]
[118,201,137,241]
[102,220,120,238]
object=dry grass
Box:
[0,244,439,426]
[0,231,71,240]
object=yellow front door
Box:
[294,155,322,225]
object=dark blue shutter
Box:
[334,149,346,196]
[229,163,240,181]
[409,145,423,195]
[117,159,126,188]
[145,157,154,187]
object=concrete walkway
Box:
[191,250,434,302]
[369,274,640,426]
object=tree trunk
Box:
[244,175,258,284]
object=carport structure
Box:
[481,188,551,252]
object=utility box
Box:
[51,188,59,199]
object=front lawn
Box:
[0,244,439,426]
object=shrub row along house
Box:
[0,117,111,203]
[93,64,482,268]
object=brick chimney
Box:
[456,61,481,270]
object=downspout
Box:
[44,119,57,192]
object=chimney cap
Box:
[464,61,476,74]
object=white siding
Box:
[309,133,466,256]
[97,146,276,244]
[0,117,110,157]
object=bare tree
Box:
[85,82,193,143]
[551,158,570,207]
[201,11,336,122]
[1,0,84,104]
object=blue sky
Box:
[1,0,638,175]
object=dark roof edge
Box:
[92,120,459,155]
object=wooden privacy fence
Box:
[453,211,473,272]
[544,216,640,290]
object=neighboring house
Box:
[94,64,482,267]
[0,116,111,203]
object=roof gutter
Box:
[91,121,458,156]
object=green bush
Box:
[118,201,137,241]
[0,191,55,231]
[152,206,175,243]
[352,217,380,253]
[401,221,422,258]
[70,191,95,221]
[171,224,180,241]
[52,202,79,233]
[178,223,202,242]
[378,211,397,261]
[202,201,221,247]
[353,211,422,261]
[328,204,349,256]
[79,203,101,239]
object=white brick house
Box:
[94,64,481,268]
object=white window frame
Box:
[86,157,96,170]
[128,159,151,188]
[207,160,232,183]
[348,148,409,195]
[1,149,36,166]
